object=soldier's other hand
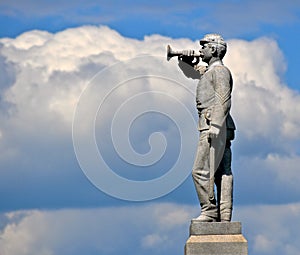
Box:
[208,125,220,139]
[195,65,207,75]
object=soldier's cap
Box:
[199,34,226,47]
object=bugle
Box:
[167,45,201,61]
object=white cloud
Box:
[226,37,300,142]
[0,26,194,131]
[254,234,275,253]
[1,202,300,255]
[1,25,298,149]
[1,25,298,144]
[141,233,167,248]
[1,25,297,141]
[264,154,300,188]
[0,203,197,255]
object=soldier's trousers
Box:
[192,129,234,221]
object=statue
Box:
[167,34,236,222]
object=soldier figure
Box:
[178,34,236,222]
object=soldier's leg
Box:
[192,131,218,222]
[215,139,233,222]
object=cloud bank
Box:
[0,203,197,255]
[0,25,299,254]
[0,25,299,207]
[1,202,300,255]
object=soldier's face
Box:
[200,43,213,63]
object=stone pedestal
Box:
[185,221,248,255]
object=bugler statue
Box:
[167,34,236,222]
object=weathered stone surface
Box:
[185,234,248,255]
[185,222,248,255]
[190,221,242,235]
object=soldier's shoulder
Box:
[213,65,232,77]
[213,64,231,72]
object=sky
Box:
[0,1,300,255]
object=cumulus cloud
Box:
[1,202,300,255]
[0,203,197,255]
[2,26,297,144]
[227,37,300,142]
[0,25,299,209]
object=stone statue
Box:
[168,34,236,222]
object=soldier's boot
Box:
[192,172,218,222]
[219,174,233,222]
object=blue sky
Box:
[0,1,300,255]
